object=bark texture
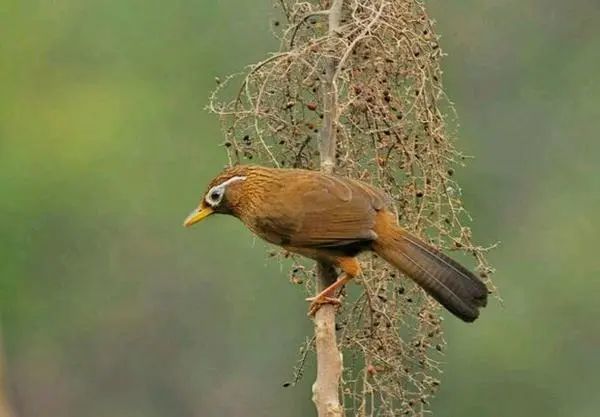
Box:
[312,1,344,416]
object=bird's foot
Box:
[306,295,342,316]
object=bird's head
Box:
[183,165,251,227]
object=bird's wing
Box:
[258,172,390,248]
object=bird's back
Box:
[235,167,390,254]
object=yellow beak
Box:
[183,206,214,227]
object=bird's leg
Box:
[307,257,361,316]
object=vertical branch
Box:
[312,1,344,417]
[312,263,342,417]
[318,0,343,174]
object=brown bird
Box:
[184,165,488,322]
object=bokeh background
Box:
[1,1,598,416]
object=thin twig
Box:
[290,11,330,48]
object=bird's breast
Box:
[243,211,296,246]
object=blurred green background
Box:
[1,1,598,416]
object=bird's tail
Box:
[373,224,488,322]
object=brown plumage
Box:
[184,165,488,322]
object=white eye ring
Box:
[205,186,224,207]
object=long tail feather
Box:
[373,226,488,322]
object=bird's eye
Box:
[205,187,224,206]
[210,190,221,201]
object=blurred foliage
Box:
[0,0,598,416]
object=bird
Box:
[183,165,488,322]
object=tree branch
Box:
[318,0,343,175]
[312,1,344,416]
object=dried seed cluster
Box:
[210,1,495,415]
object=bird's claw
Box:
[306,295,342,316]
